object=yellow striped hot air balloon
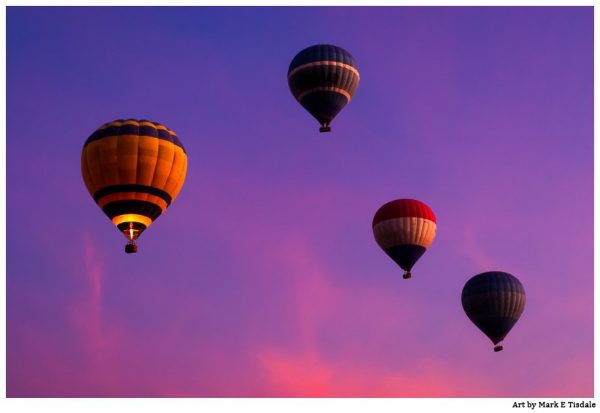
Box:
[81,119,187,253]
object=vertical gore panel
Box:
[81,150,94,196]
[171,154,187,201]
[137,136,160,187]
[164,146,187,198]
[85,142,104,193]
[373,218,436,249]
[117,135,139,184]
[98,136,119,187]
[414,217,422,245]
[151,140,175,190]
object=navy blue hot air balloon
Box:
[461,271,526,352]
[288,44,360,132]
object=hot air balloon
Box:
[288,44,360,132]
[81,119,187,254]
[372,199,436,279]
[461,271,526,352]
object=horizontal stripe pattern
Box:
[93,184,172,206]
[289,63,359,101]
[84,119,186,153]
[96,192,168,214]
[288,44,357,71]
[288,60,360,79]
[112,213,153,228]
[297,86,352,102]
[82,130,187,204]
[373,199,436,226]
[101,200,163,221]
[373,217,436,249]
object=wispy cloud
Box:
[249,233,492,397]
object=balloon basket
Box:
[319,126,331,133]
[125,243,138,254]
[403,272,412,279]
[494,345,503,352]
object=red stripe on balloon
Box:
[372,199,436,226]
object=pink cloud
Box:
[70,232,107,357]
[245,228,493,397]
[256,348,497,397]
[60,232,129,395]
[257,350,334,397]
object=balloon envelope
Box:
[81,119,187,252]
[372,199,437,278]
[288,44,360,132]
[461,271,526,349]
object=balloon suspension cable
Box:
[403,271,412,279]
[319,124,332,133]
[494,345,504,352]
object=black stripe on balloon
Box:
[94,184,172,206]
[102,200,163,221]
[84,125,186,154]
[384,244,427,272]
[289,66,358,97]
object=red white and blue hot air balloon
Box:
[372,199,437,279]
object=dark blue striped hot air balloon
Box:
[461,271,526,352]
[288,44,360,132]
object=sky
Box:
[6,6,594,397]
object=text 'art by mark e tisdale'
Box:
[513,401,596,409]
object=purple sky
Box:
[6,6,593,397]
